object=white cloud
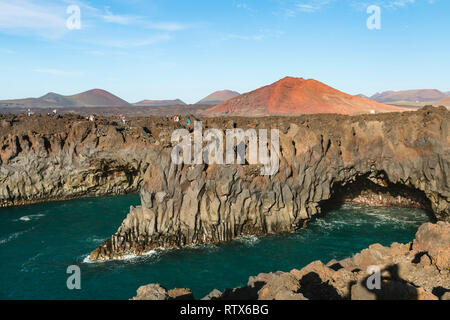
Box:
[236,2,257,13]
[99,7,187,31]
[146,22,186,31]
[100,7,139,25]
[224,33,265,41]
[0,0,188,39]
[0,0,67,37]
[95,34,172,48]
[295,0,334,13]
[387,0,415,8]
[350,0,418,10]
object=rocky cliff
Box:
[0,109,448,262]
[88,106,449,261]
[0,114,155,207]
[131,221,450,300]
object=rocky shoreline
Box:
[131,221,450,300]
[1,107,449,262]
[90,106,449,261]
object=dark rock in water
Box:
[131,222,450,300]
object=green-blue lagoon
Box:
[0,194,432,300]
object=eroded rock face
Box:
[0,115,157,207]
[132,222,450,300]
[0,109,449,261]
[130,284,194,301]
[90,107,449,260]
[413,221,450,271]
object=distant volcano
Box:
[203,77,407,116]
[134,99,186,107]
[371,89,447,103]
[0,89,130,108]
[64,89,130,107]
[197,90,240,105]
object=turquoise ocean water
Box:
[0,194,432,300]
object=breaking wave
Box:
[82,249,160,264]
[0,227,34,245]
[18,214,45,222]
[235,235,261,246]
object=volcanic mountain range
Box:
[1,77,447,115]
[133,99,186,107]
[371,89,449,103]
[196,90,240,105]
[0,89,130,108]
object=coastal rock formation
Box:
[131,284,194,300]
[89,106,449,261]
[131,222,450,300]
[0,108,448,261]
[0,115,155,207]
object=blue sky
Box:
[0,0,448,103]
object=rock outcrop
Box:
[0,115,153,207]
[131,284,194,300]
[89,106,449,261]
[131,222,450,300]
[0,108,448,262]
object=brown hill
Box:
[371,89,446,103]
[436,97,450,108]
[203,77,407,116]
[67,89,130,107]
[197,90,240,105]
[134,99,186,107]
[0,89,130,108]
